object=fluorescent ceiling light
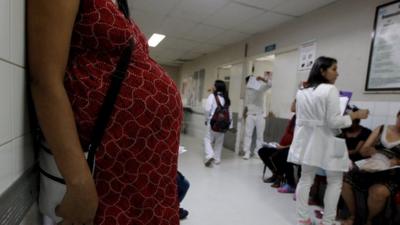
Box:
[221,64,232,69]
[148,33,166,47]
[256,55,275,61]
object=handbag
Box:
[38,41,134,222]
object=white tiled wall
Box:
[351,100,400,130]
[0,0,33,197]
[0,0,11,60]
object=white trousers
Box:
[243,113,265,154]
[296,165,343,225]
[204,127,225,163]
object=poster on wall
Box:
[365,1,400,91]
[181,69,205,108]
[298,40,317,71]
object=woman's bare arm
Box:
[28,0,98,223]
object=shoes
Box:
[214,160,221,165]
[277,184,296,193]
[179,208,189,220]
[271,179,281,188]
[204,158,214,167]
[263,175,277,183]
[243,152,250,160]
[297,218,313,225]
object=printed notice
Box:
[367,2,400,90]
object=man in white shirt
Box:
[243,73,272,160]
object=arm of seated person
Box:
[360,127,380,157]
[348,141,366,155]
[277,144,290,150]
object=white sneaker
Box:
[243,152,250,160]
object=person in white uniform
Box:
[242,72,272,160]
[204,80,231,167]
[287,57,369,225]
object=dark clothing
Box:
[259,115,297,186]
[342,126,371,162]
[177,172,190,203]
[345,125,400,195]
[259,147,296,186]
[345,168,400,196]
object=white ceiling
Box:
[129,0,336,66]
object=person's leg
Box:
[366,184,391,225]
[282,150,296,187]
[254,113,266,155]
[340,181,356,225]
[259,147,278,172]
[322,170,343,225]
[213,132,225,163]
[177,172,190,220]
[296,165,318,223]
[177,172,190,203]
[259,147,278,182]
[243,115,256,159]
[204,127,215,166]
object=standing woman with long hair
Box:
[204,80,231,167]
[287,57,369,225]
[28,0,182,224]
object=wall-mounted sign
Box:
[365,0,400,91]
[298,40,317,72]
[264,44,276,53]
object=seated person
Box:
[340,107,372,162]
[341,110,400,225]
[258,114,296,192]
[177,171,190,220]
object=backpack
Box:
[210,94,231,133]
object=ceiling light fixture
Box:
[148,33,166,47]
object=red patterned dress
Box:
[63,0,182,224]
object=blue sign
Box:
[264,44,276,53]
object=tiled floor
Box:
[178,135,298,225]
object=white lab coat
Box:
[245,78,272,115]
[203,93,232,163]
[287,84,352,172]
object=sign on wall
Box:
[365,0,400,91]
[298,40,317,71]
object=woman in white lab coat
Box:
[204,80,231,167]
[287,57,369,225]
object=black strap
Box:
[213,94,223,108]
[40,42,134,183]
[39,167,66,184]
[86,42,134,173]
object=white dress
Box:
[287,84,352,172]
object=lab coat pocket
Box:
[332,137,347,158]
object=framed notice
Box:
[365,1,400,91]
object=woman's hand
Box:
[56,175,98,225]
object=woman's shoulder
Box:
[318,83,336,91]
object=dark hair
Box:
[245,76,250,84]
[306,56,337,88]
[214,80,231,107]
[117,0,130,18]
[397,110,400,117]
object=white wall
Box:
[0,0,34,195]
[162,65,181,85]
[179,0,399,119]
